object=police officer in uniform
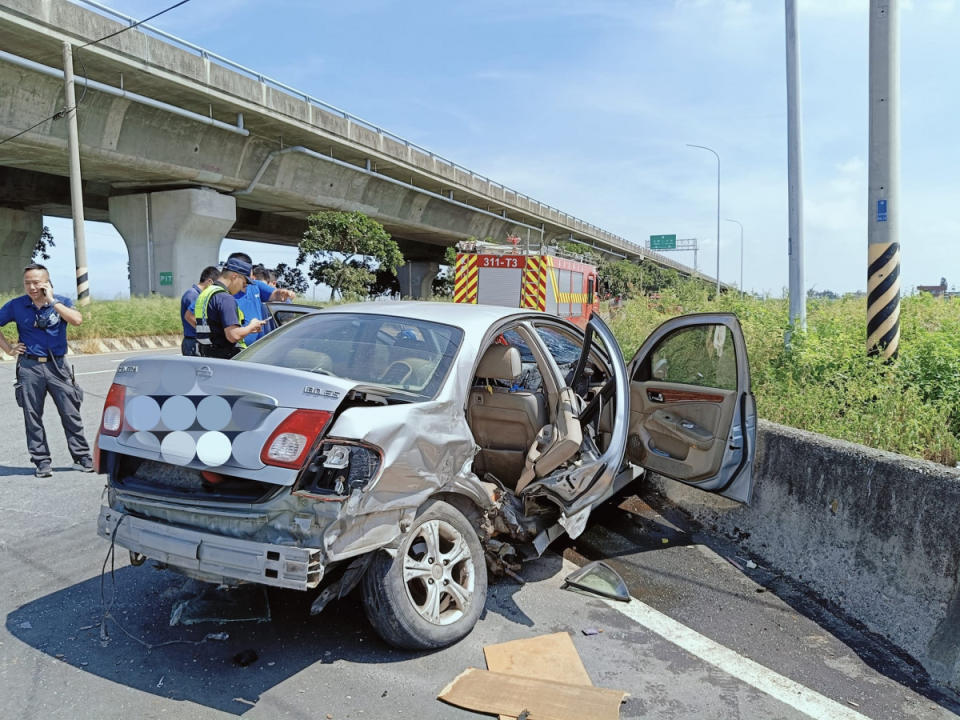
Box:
[0,264,94,477]
[180,265,220,356]
[194,257,265,359]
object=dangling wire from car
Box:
[98,514,229,649]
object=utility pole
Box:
[686,144,720,296]
[725,219,743,296]
[785,0,805,332]
[867,0,900,360]
[62,41,90,305]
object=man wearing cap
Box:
[186,252,294,345]
[0,264,94,477]
[226,252,294,344]
[194,258,265,359]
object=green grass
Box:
[3,290,957,465]
[1,295,183,341]
[607,286,960,466]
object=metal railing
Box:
[63,1,711,279]
[71,0,655,256]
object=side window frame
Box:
[634,324,738,391]
[533,320,613,387]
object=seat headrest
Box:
[476,345,521,380]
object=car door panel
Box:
[627,313,756,503]
[629,381,733,481]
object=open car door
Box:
[626,313,756,503]
[517,314,631,536]
[263,302,322,328]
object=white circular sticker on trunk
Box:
[126,396,161,431]
[160,395,196,431]
[196,431,232,466]
[197,395,232,430]
[160,430,196,465]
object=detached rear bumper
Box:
[97,506,324,590]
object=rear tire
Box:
[361,499,487,650]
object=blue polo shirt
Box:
[0,294,73,356]
[235,280,275,344]
[180,284,201,339]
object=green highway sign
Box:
[159,271,173,286]
[649,234,677,250]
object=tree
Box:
[555,239,601,266]
[296,211,403,300]
[638,263,682,295]
[598,259,642,298]
[274,262,309,295]
[371,267,401,297]
[33,226,55,261]
[432,246,458,298]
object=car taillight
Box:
[261,410,332,469]
[100,383,126,437]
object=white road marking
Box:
[76,369,119,376]
[602,594,872,720]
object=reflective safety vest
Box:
[195,284,246,349]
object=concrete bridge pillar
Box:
[397,260,440,299]
[0,209,43,294]
[109,188,235,297]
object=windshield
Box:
[236,312,463,400]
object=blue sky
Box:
[43,0,960,297]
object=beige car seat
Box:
[467,344,548,487]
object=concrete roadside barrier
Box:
[649,419,960,692]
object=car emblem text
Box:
[196,365,214,379]
[304,385,340,399]
[116,364,138,374]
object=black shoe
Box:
[35,465,53,478]
[72,458,95,473]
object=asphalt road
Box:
[0,348,958,719]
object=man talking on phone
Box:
[0,264,94,477]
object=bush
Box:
[608,287,960,466]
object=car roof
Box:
[321,301,551,331]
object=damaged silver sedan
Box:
[96,302,756,649]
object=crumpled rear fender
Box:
[320,400,490,559]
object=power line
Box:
[0,108,67,147]
[0,0,195,146]
[79,0,193,49]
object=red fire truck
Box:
[453,241,599,327]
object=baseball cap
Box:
[222,257,253,283]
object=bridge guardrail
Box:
[74,0,659,258]
[55,1,708,277]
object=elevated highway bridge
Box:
[0,0,715,297]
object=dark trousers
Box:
[17,356,91,468]
[199,343,239,359]
[181,337,199,356]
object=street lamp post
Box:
[725,218,743,296]
[687,144,720,295]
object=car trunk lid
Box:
[102,355,357,490]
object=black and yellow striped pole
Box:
[866,0,899,360]
[867,242,899,358]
